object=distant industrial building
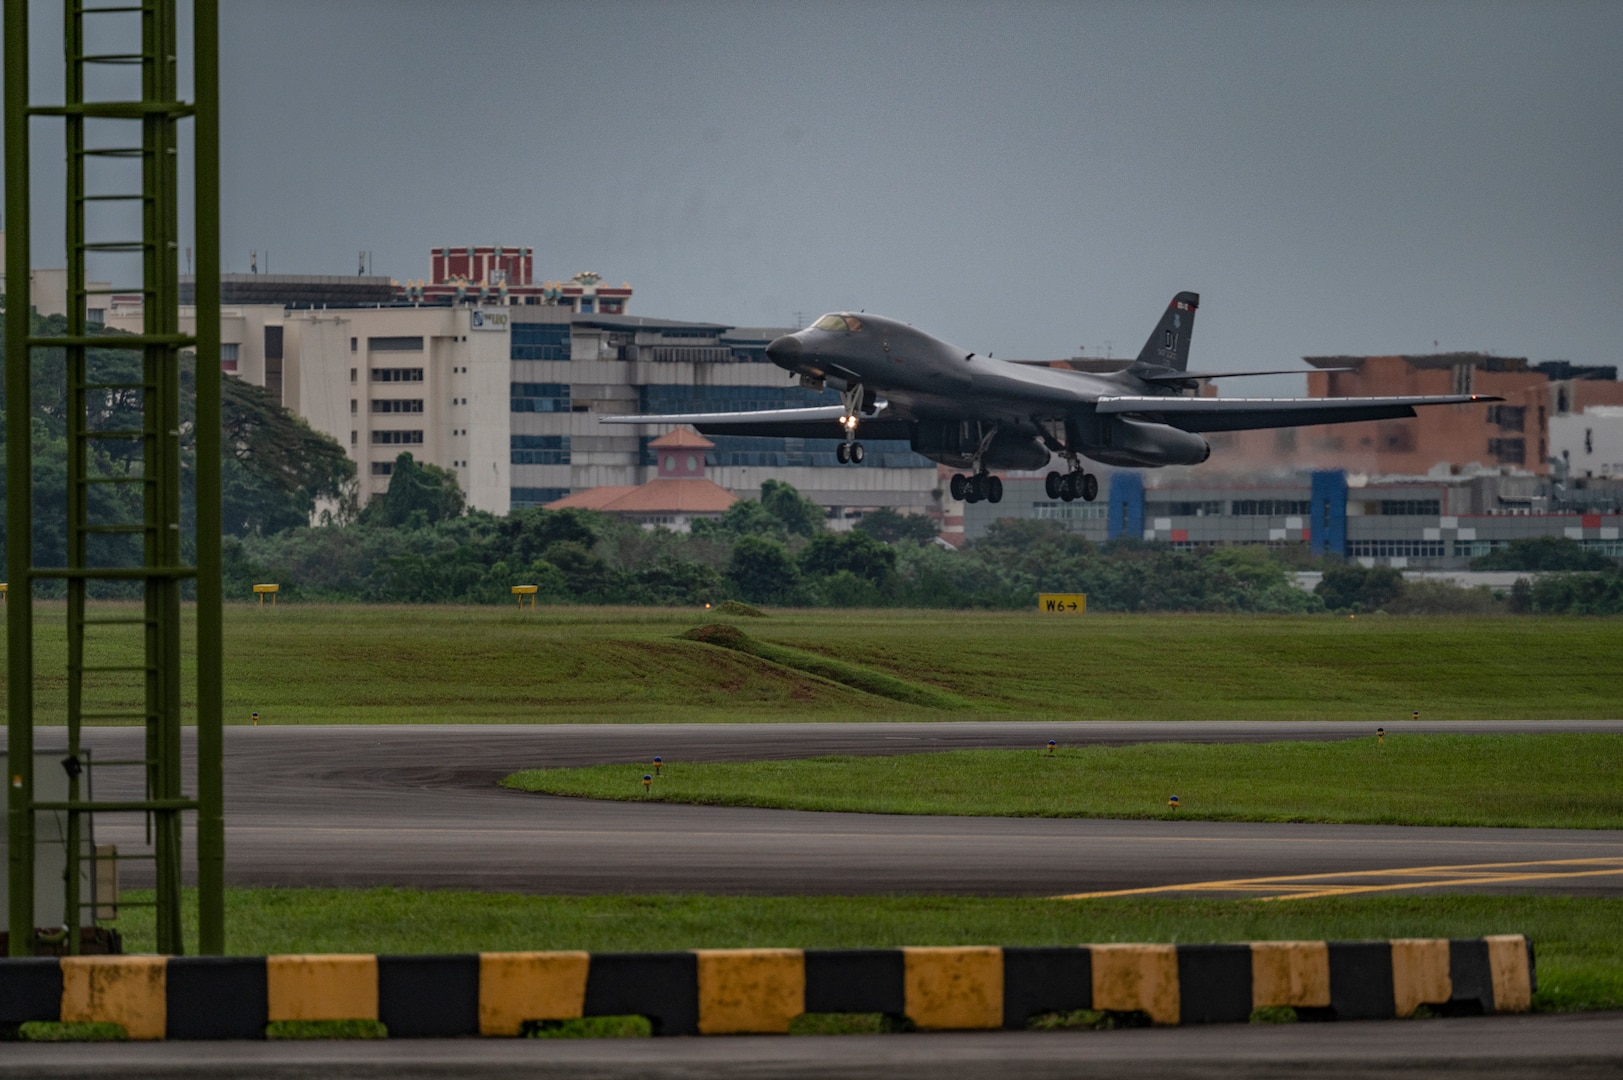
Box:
[964,467,1623,569]
[1214,352,1623,477]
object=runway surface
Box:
[51,719,1623,896]
[5,1010,1622,1079]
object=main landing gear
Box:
[1045,469,1098,503]
[836,383,866,465]
[950,471,1003,504]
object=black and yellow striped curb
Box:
[0,937,1533,1039]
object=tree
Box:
[1315,564,1405,612]
[855,506,939,544]
[799,529,897,584]
[361,452,464,528]
[1471,536,1615,572]
[691,498,787,541]
[726,534,799,605]
[760,479,826,537]
[215,372,356,536]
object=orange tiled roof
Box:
[648,426,715,450]
[544,486,637,511]
[545,478,738,515]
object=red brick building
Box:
[1216,353,1555,474]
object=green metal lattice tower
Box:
[5,0,221,956]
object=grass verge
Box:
[503,733,1623,829]
[5,605,1622,724]
[117,889,1623,1014]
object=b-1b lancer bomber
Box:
[603,293,1498,504]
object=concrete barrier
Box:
[0,936,1535,1039]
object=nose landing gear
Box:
[836,384,866,465]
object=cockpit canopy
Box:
[812,313,863,332]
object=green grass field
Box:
[4,603,1620,724]
[503,734,1623,829]
[115,888,1621,1014]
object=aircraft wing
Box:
[1095,394,1501,433]
[599,406,915,441]
[1136,367,1353,382]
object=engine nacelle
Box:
[1081,417,1211,468]
[911,421,1050,471]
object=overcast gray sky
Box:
[10,1,1623,383]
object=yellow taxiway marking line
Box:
[1053,857,1623,901]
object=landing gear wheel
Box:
[850,442,865,464]
[1059,473,1078,502]
[1045,471,1063,499]
[836,442,850,464]
[950,473,967,501]
[1081,472,1099,502]
[986,475,1003,503]
[963,474,983,503]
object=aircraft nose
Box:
[765,334,803,366]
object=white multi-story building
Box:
[105,256,941,520]
[1552,406,1623,480]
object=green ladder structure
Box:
[5,0,222,956]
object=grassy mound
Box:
[681,623,966,709]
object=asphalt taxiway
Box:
[4,1009,1621,1079]
[61,720,1623,896]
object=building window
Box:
[1375,499,1441,516]
[350,367,357,383]
[350,337,358,353]
[350,399,357,414]
[350,430,357,445]
[1487,405,1526,432]
[372,368,424,383]
[1146,500,1225,517]
[510,435,570,465]
[371,461,393,476]
[371,399,424,414]
[369,336,424,352]
[1231,499,1312,516]
[511,487,570,507]
[1033,501,1107,521]
[219,342,240,371]
[510,323,571,361]
[1348,540,1445,559]
[511,382,571,412]
[372,430,424,445]
[1487,438,1526,465]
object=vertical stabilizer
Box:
[1129,291,1200,374]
